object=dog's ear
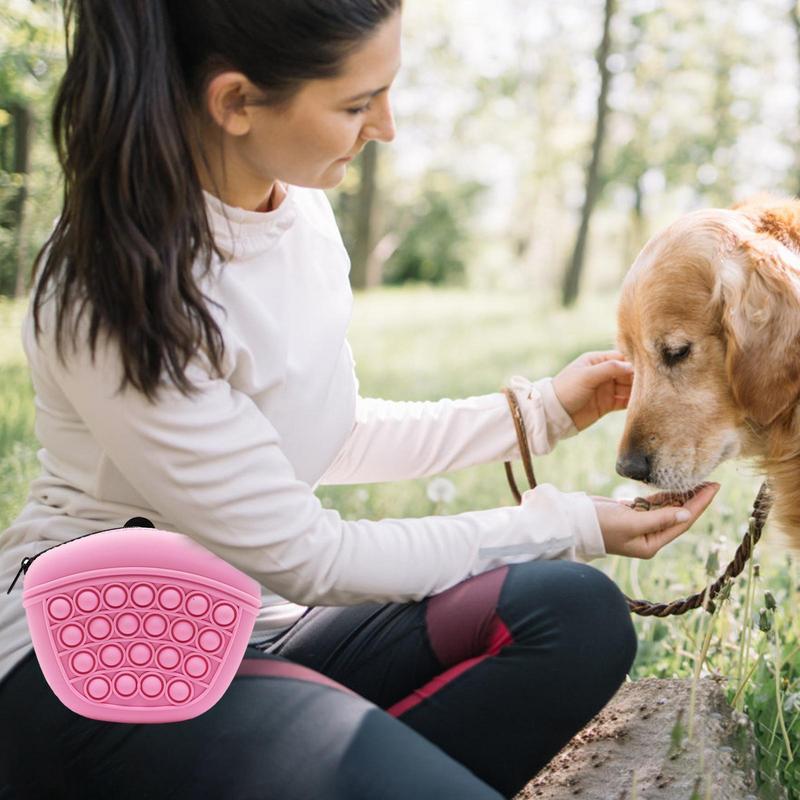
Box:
[719,232,800,426]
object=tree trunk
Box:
[3,103,33,298]
[349,140,379,290]
[366,231,399,288]
[623,173,646,271]
[0,122,9,173]
[560,0,616,307]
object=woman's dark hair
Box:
[32,0,401,402]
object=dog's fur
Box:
[616,196,800,546]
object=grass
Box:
[1,285,798,796]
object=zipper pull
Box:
[124,517,154,529]
[6,556,34,595]
[5,519,154,596]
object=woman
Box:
[0,2,719,798]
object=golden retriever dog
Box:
[615,195,800,544]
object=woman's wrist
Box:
[507,375,578,455]
[566,491,606,562]
[517,484,606,563]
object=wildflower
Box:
[427,477,457,505]
[355,488,370,504]
[783,692,800,713]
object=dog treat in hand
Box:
[630,484,708,512]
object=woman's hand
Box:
[593,483,720,559]
[552,350,633,432]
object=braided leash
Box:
[501,387,772,617]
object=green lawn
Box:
[1,286,796,796]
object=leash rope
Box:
[501,387,772,617]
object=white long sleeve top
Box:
[0,185,605,686]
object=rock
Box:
[515,677,784,800]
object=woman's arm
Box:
[320,348,577,486]
[36,316,605,610]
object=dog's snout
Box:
[616,451,651,482]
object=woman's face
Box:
[206,11,402,203]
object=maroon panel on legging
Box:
[387,616,512,717]
[426,565,510,667]
[386,566,514,717]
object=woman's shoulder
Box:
[289,186,347,249]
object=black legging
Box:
[0,560,636,799]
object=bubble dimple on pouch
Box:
[167,679,192,704]
[103,584,127,608]
[144,613,167,637]
[70,651,95,675]
[114,673,137,698]
[157,646,181,670]
[131,584,155,608]
[99,644,124,668]
[171,619,195,643]
[158,587,183,611]
[86,676,111,701]
[198,629,223,653]
[186,593,210,618]
[140,674,164,699]
[115,612,140,637]
[88,616,112,640]
[59,624,83,648]
[75,589,100,614]
[128,643,152,667]
[185,655,209,679]
[212,603,236,626]
[47,596,72,621]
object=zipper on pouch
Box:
[5,516,155,594]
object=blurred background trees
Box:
[2,0,800,303]
[0,0,61,298]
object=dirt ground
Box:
[514,677,784,800]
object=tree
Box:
[348,140,379,290]
[0,2,63,297]
[561,0,617,307]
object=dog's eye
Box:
[662,343,692,367]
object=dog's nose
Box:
[616,451,651,482]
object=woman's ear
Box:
[204,71,259,137]
[720,233,800,426]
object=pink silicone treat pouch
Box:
[7,519,261,723]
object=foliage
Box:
[0,1,64,295]
[3,1,800,296]
[381,174,484,285]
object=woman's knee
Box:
[499,560,637,676]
